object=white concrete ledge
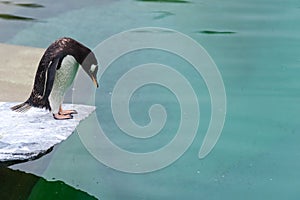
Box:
[0,102,96,162]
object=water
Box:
[1,0,300,199]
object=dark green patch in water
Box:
[152,11,174,19]
[0,13,35,21]
[136,0,190,3]
[197,30,236,34]
[0,1,44,8]
[0,167,97,200]
[15,3,44,8]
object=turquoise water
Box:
[1,0,300,199]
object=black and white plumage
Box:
[11,37,99,120]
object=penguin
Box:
[11,37,99,120]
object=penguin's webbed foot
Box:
[59,109,78,115]
[53,113,73,120]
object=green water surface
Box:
[1,0,300,199]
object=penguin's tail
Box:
[10,102,32,113]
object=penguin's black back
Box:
[22,37,92,111]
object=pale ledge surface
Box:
[0,43,44,102]
[0,102,95,162]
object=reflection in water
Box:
[0,1,44,8]
[197,30,236,34]
[0,13,35,21]
[0,1,43,21]
[136,0,189,3]
[0,167,97,200]
[14,3,44,8]
[152,11,174,19]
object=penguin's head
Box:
[82,52,99,88]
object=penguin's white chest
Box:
[49,55,79,113]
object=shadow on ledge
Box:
[0,147,54,168]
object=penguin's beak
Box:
[92,76,99,88]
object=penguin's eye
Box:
[90,64,97,73]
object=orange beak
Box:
[91,76,99,88]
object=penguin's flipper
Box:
[10,102,32,112]
[42,58,60,100]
